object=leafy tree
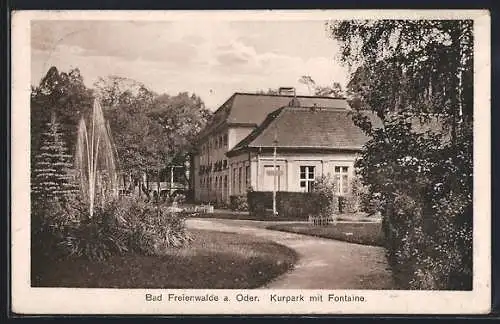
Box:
[255,88,280,95]
[31,113,79,201]
[93,75,156,110]
[328,20,473,138]
[147,92,211,154]
[95,78,211,196]
[298,75,345,97]
[328,20,473,289]
[31,67,94,157]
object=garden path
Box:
[186,218,395,289]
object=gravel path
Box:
[186,218,396,289]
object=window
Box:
[245,165,250,189]
[232,168,237,194]
[224,175,228,191]
[239,167,243,193]
[215,177,218,191]
[334,166,349,195]
[223,134,228,146]
[300,166,315,192]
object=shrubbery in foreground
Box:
[32,195,192,262]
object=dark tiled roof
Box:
[226,93,349,124]
[196,93,350,141]
[228,107,382,155]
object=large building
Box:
[191,89,379,204]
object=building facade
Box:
[226,106,382,198]
[192,91,362,204]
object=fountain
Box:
[75,98,119,218]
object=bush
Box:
[114,197,192,256]
[173,193,186,205]
[356,113,472,290]
[247,191,272,216]
[278,192,322,219]
[229,195,248,211]
[55,197,130,261]
[247,190,327,220]
[31,194,193,262]
[311,174,338,217]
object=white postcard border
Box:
[11,9,491,315]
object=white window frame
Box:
[334,166,350,195]
[299,166,315,192]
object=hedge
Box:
[247,191,325,220]
[229,195,248,211]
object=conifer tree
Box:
[31,113,79,201]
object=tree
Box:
[93,75,156,110]
[255,88,279,95]
[298,75,345,97]
[31,67,94,157]
[31,113,79,201]
[327,20,473,132]
[328,20,473,290]
[95,77,211,197]
[147,92,211,154]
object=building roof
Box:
[196,92,350,142]
[227,106,383,156]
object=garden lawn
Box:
[267,222,384,247]
[32,229,298,289]
[193,211,305,221]
[194,210,381,222]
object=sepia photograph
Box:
[11,10,490,314]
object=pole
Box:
[273,130,278,216]
[273,145,277,216]
[170,166,174,196]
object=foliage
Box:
[173,193,187,205]
[229,195,248,211]
[31,114,80,201]
[33,229,297,289]
[255,88,279,95]
[114,197,192,256]
[94,76,211,182]
[247,191,327,219]
[58,198,129,261]
[31,67,94,158]
[32,194,192,262]
[328,20,473,129]
[312,174,339,217]
[356,115,472,289]
[298,75,344,97]
[329,20,473,289]
[341,176,372,214]
[31,197,82,260]
[32,68,211,193]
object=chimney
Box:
[278,87,296,97]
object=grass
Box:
[193,209,382,223]
[32,229,298,289]
[193,211,305,221]
[267,222,384,247]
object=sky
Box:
[31,19,349,110]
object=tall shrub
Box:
[31,113,81,263]
[31,113,79,201]
[356,114,472,290]
[312,174,338,218]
